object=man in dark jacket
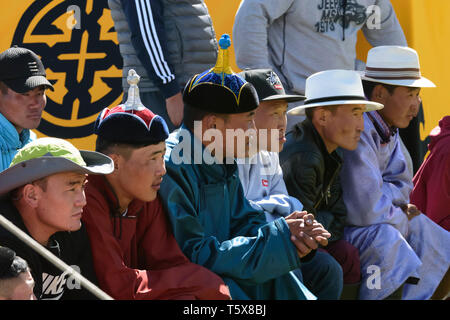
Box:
[0,137,114,299]
[280,69,384,299]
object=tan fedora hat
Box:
[288,69,383,116]
[359,46,435,88]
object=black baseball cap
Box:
[238,69,305,103]
[0,46,54,93]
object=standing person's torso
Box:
[267,0,379,95]
[109,0,218,92]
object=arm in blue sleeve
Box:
[340,130,410,234]
[159,164,301,285]
[120,0,179,98]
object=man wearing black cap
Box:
[0,246,35,300]
[159,36,330,299]
[80,71,231,300]
[0,46,54,171]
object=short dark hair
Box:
[0,81,9,94]
[0,255,29,280]
[362,80,398,100]
[304,107,314,120]
[95,137,160,159]
[304,105,339,120]
[9,177,48,202]
[183,103,229,131]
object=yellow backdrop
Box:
[0,0,447,150]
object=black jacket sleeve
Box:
[282,151,345,243]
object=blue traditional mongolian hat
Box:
[182,34,259,114]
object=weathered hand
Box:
[401,203,421,221]
[285,213,319,258]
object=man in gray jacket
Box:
[109,0,218,131]
[233,0,407,132]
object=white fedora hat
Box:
[359,46,435,88]
[288,69,383,116]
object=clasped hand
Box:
[284,211,331,258]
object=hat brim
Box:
[359,71,436,88]
[261,94,306,103]
[3,75,55,93]
[288,99,384,116]
[0,150,113,197]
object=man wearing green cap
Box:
[159,35,330,299]
[0,137,114,299]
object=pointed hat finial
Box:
[212,34,233,75]
[124,69,146,111]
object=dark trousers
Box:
[299,249,344,299]
[322,239,361,284]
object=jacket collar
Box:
[294,118,342,163]
[0,113,31,148]
[366,110,398,144]
[87,174,145,217]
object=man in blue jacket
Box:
[159,36,332,299]
[0,46,54,171]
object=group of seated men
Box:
[0,37,449,300]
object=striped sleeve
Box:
[121,0,180,98]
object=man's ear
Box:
[315,107,330,127]
[371,84,389,104]
[22,184,40,208]
[204,114,218,130]
[108,153,122,172]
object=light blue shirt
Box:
[0,113,35,172]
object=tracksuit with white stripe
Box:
[108,0,218,131]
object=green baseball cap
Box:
[0,137,114,197]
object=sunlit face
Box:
[9,271,36,300]
[320,104,365,152]
[114,142,167,203]
[0,85,47,133]
[377,86,421,129]
[34,172,88,233]
[215,111,257,159]
[254,100,288,152]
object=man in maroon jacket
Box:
[81,75,231,300]
[411,116,450,232]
